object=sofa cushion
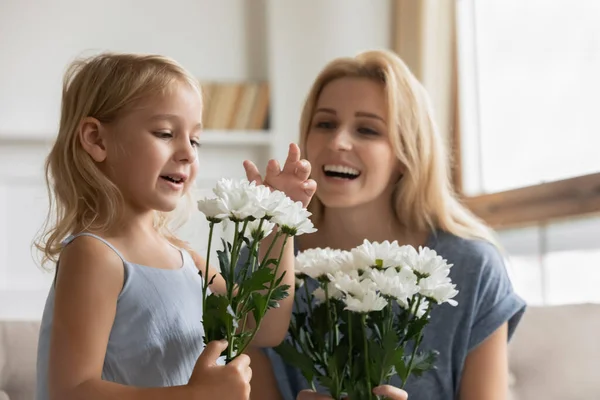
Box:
[508,303,600,400]
[0,321,40,400]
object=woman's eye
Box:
[315,121,335,129]
[358,127,379,136]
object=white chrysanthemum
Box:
[196,197,229,221]
[344,290,387,313]
[418,276,459,306]
[413,298,430,318]
[351,239,413,270]
[244,218,275,240]
[312,282,342,303]
[271,200,316,236]
[328,270,364,296]
[368,267,419,302]
[257,189,289,218]
[411,247,453,278]
[397,295,430,318]
[211,178,265,220]
[295,248,349,279]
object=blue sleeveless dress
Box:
[35,233,207,399]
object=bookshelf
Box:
[201,130,271,146]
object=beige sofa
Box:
[1,304,599,400]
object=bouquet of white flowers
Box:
[275,240,459,399]
[196,178,316,362]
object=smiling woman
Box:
[246,49,525,400]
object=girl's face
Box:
[99,80,202,213]
[305,77,402,210]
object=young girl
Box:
[243,50,527,400]
[34,52,316,400]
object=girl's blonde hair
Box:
[35,52,202,268]
[299,49,497,245]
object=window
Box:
[498,215,600,306]
[457,0,600,196]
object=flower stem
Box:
[401,299,431,389]
[304,280,313,320]
[348,310,353,386]
[237,234,290,356]
[362,314,373,400]
[259,229,283,269]
[201,221,215,317]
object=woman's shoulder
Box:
[428,230,505,271]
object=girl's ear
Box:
[79,117,107,162]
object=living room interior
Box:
[0,1,599,399]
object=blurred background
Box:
[0,0,598,398]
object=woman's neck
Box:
[303,200,430,251]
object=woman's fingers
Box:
[296,390,333,400]
[243,160,263,185]
[373,385,408,400]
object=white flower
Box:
[196,197,229,221]
[413,298,430,318]
[344,290,387,313]
[257,189,289,218]
[244,218,275,240]
[312,282,343,303]
[295,248,348,279]
[368,267,419,303]
[396,295,430,318]
[327,270,369,296]
[271,200,316,236]
[418,276,458,306]
[351,239,412,270]
[411,247,453,279]
[212,178,265,221]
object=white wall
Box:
[0,0,392,320]
[0,0,267,136]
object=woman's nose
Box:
[328,128,353,151]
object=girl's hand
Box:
[297,385,408,400]
[243,143,317,208]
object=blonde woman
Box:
[244,49,526,400]
[34,52,316,400]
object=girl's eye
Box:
[358,127,379,136]
[154,131,173,139]
[191,140,201,148]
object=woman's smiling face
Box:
[305,77,402,209]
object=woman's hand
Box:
[243,143,317,208]
[297,385,408,400]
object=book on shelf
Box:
[201,81,270,131]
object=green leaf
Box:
[409,349,439,377]
[273,341,315,383]
[250,292,267,322]
[217,239,232,281]
[274,270,287,286]
[239,267,274,294]
[267,284,291,309]
[202,294,233,343]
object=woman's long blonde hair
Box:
[35,52,202,268]
[299,49,497,245]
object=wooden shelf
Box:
[0,130,273,147]
[201,130,271,146]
